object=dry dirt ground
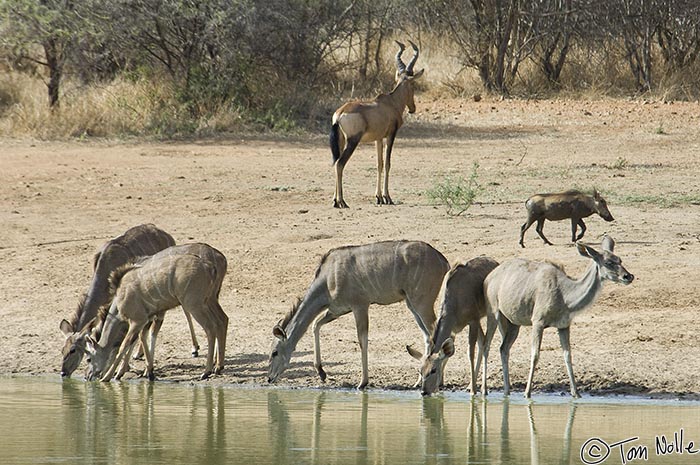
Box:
[2,97,700,399]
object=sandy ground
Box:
[2,97,700,399]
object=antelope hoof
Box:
[333,199,349,209]
[191,349,199,358]
[147,371,156,382]
[357,380,368,390]
[200,371,212,380]
[384,196,394,205]
[316,365,327,382]
[214,366,223,375]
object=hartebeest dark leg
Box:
[381,131,397,205]
[333,136,360,208]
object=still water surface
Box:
[1,376,699,465]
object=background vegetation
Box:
[1,0,699,138]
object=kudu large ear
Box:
[576,242,600,259]
[273,324,287,341]
[406,344,423,361]
[601,235,615,252]
[438,338,455,359]
[410,68,425,80]
[59,319,74,336]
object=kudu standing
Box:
[519,190,615,247]
[481,236,634,398]
[407,257,499,396]
[267,240,450,389]
[59,224,200,377]
[330,41,424,208]
[84,243,228,382]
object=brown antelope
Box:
[407,257,499,396]
[329,40,424,208]
[519,190,615,247]
[59,224,200,377]
[481,236,634,398]
[267,240,449,389]
[84,243,228,382]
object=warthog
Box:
[519,190,614,247]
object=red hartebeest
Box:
[330,41,424,208]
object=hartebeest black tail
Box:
[330,122,341,165]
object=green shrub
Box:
[425,163,483,216]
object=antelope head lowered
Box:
[329,40,424,208]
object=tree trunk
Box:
[43,37,62,108]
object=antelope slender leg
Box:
[375,140,384,204]
[498,316,520,397]
[524,324,545,398]
[352,306,370,390]
[138,324,157,381]
[101,323,142,382]
[535,219,553,245]
[520,218,535,248]
[468,321,484,395]
[212,302,228,374]
[185,304,216,380]
[404,294,436,356]
[333,136,360,209]
[382,131,397,204]
[481,312,498,396]
[558,327,580,398]
[312,310,338,382]
[184,311,200,357]
[143,316,163,366]
[116,340,139,380]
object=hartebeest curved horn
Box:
[406,40,419,75]
[395,41,407,75]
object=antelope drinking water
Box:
[267,240,449,389]
[481,236,634,398]
[59,224,200,377]
[519,190,615,247]
[329,41,424,208]
[407,257,499,396]
[84,243,228,382]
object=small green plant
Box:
[611,156,628,169]
[655,123,667,135]
[426,163,483,216]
